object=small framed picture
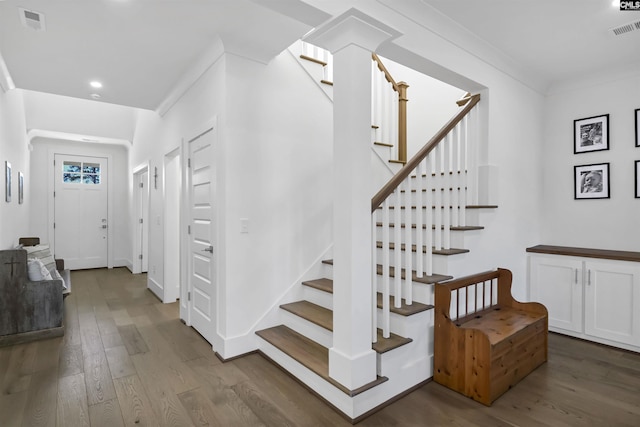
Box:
[5,161,11,202]
[635,109,639,147]
[575,163,609,199]
[635,161,640,199]
[18,172,24,204]
[574,114,609,154]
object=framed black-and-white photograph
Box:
[5,161,11,202]
[635,108,639,147]
[575,163,609,199]
[18,172,24,204]
[635,161,640,199]
[574,114,609,154]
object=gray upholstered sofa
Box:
[0,237,70,346]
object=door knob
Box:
[202,246,213,253]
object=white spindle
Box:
[434,144,442,251]
[415,163,424,278]
[460,116,468,227]
[403,179,413,305]
[382,200,390,338]
[372,215,377,343]
[451,126,460,227]
[426,156,434,276]
[393,189,402,309]
[443,135,451,250]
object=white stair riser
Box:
[302,285,333,310]
[280,309,333,348]
[375,282,434,306]
[375,248,452,273]
[375,227,466,248]
[374,208,479,228]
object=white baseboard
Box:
[147,277,163,300]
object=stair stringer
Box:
[217,245,333,359]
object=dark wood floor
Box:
[1,267,639,426]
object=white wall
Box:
[130,45,334,354]
[381,57,467,159]
[542,72,640,251]
[29,138,131,266]
[0,89,29,248]
[23,90,136,142]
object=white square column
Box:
[305,9,400,390]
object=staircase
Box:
[254,42,494,421]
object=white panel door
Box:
[530,255,583,333]
[54,154,108,270]
[585,260,640,346]
[187,126,216,345]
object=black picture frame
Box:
[574,114,609,154]
[5,161,11,203]
[575,163,610,200]
[635,108,639,147]
[635,160,640,199]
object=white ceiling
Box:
[420,0,640,88]
[0,0,638,111]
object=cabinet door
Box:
[585,260,640,346]
[530,256,583,333]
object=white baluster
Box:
[451,126,460,227]
[434,144,442,251]
[404,179,412,305]
[415,162,424,278]
[460,116,468,227]
[426,156,434,276]
[393,189,402,309]
[382,199,390,338]
[443,134,451,250]
[371,214,377,343]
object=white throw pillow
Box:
[24,244,57,274]
[27,258,53,281]
[50,268,67,289]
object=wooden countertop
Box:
[526,245,640,263]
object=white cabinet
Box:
[528,247,640,352]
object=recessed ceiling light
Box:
[90,93,101,99]
[90,81,102,89]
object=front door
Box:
[186,125,217,345]
[54,154,108,270]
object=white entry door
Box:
[54,154,108,270]
[186,125,217,345]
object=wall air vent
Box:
[609,19,640,36]
[19,8,46,32]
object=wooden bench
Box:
[433,268,548,405]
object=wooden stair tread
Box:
[280,300,413,352]
[377,242,469,256]
[301,278,333,294]
[376,222,484,231]
[280,301,332,331]
[322,259,452,284]
[320,79,333,86]
[373,330,413,353]
[373,141,393,147]
[299,54,327,66]
[376,293,433,316]
[389,159,406,165]
[381,205,497,210]
[256,325,388,396]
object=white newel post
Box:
[305,9,400,390]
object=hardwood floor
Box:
[1,267,639,426]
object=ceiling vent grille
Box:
[19,8,46,32]
[610,20,640,36]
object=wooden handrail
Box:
[372,53,399,93]
[371,93,481,212]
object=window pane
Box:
[63,162,81,173]
[63,173,81,183]
[83,163,100,174]
[83,174,100,184]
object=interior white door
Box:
[164,150,181,303]
[140,170,149,273]
[54,154,108,270]
[187,126,216,345]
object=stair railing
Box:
[371,94,481,340]
[371,53,408,164]
[300,42,407,163]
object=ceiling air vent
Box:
[609,19,640,36]
[19,8,46,32]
